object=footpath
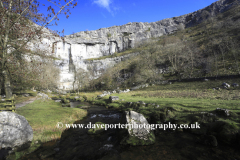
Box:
[15,97,37,109]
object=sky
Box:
[38,0,219,36]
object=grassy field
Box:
[14,99,87,159]
[93,79,240,128]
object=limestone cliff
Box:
[52,0,240,90]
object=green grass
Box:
[14,99,87,159]
[107,81,240,125]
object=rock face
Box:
[121,111,155,145]
[50,0,240,90]
[0,111,33,152]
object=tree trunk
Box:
[3,70,12,99]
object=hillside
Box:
[87,0,240,90]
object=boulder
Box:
[0,111,33,152]
[222,82,230,88]
[120,111,155,145]
[74,96,80,100]
[22,93,29,97]
[109,96,119,103]
[97,94,107,98]
[138,101,146,105]
[55,100,62,103]
[103,91,108,94]
[215,108,230,117]
[232,83,239,87]
[37,92,51,100]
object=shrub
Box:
[76,98,83,102]
[63,98,70,103]
[59,95,65,99]
[83,95,87,101]
[66,94,70,98]
[107,33,111,38]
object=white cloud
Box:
[93,0,112,12]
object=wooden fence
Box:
[0,97,16,112]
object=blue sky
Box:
[39,0,218,36]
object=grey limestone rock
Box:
[222,82,230,88]
[0,111,33,151]
[109,96,119,103]
[215,108,230,117]
[121,111,155,145]
[232,83,239,87]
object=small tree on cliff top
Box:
[0,0,77,98]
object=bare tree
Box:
[0,0,77,98]
[75,68,90,93]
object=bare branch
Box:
[8,0,35,32]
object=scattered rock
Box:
[22,93,29,97]
[222,82,230,88]
[109,96,119,103]
[232,83,239,87]
[74,96,80,100]
[215,108,230,117]
[37,92,51,100]
[138,101,145,105]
